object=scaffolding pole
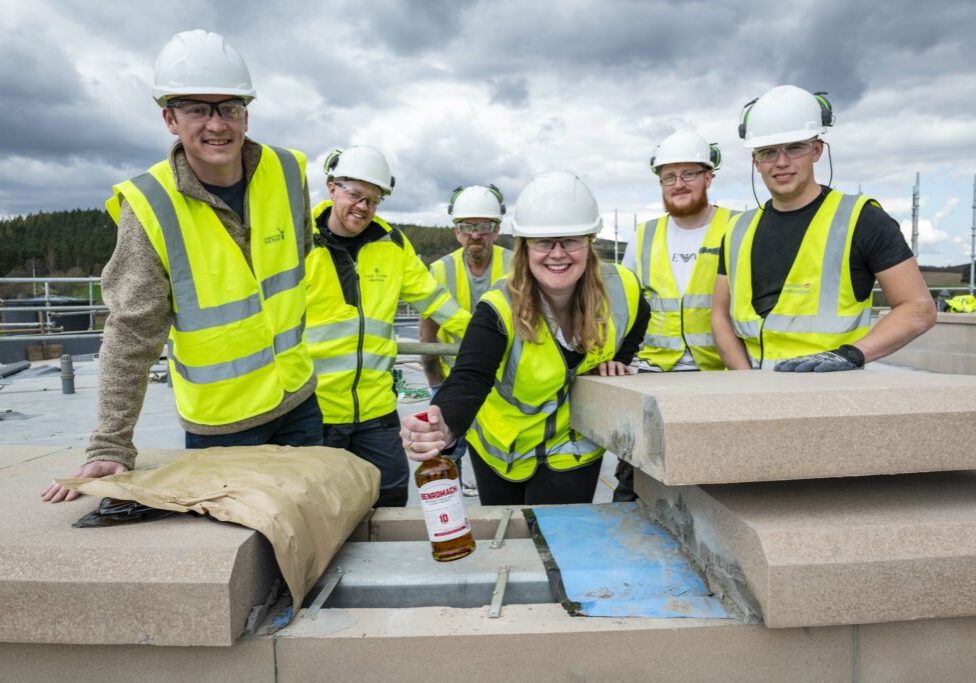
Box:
[970,175,975,295]
[911,172,920,257]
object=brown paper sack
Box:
[58,445,380,614]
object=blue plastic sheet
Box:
[527,503,733,619]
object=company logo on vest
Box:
[782,281,812,296]
[263,226,286,244]
[366,267,387,284]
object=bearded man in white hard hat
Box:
[43,30,321,503]
[305,146,471,507]
[418,185,513,496]
[712,85,934,372]
[615,130,735,501]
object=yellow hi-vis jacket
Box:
[466,263,641,481]
[105,145,313,425]
[634,208,734,371]
[429,245,513,377]
[724,190,874,367]
[306,201,471,424]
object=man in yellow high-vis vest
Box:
[43,30,321,503]
[615,130,734,500]
[419,184,513,496]
[306,146,471,507]
[712,85,935,372]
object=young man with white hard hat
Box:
[305,146,471,507]
[614,129,735,500]
[43,30,321,503]
[419,184,513,496]
[400,172,649,506]
[712,85,935,371]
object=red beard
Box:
[663,189,709,218]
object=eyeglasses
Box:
[659,169,708,186]
[166,98,248,122]
[334,182,384,209]
[526,237,588,253]
[456,221,498,234]
[753,140,817,164]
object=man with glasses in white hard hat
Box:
[419,184,513,496]
[712,85,934,372]
[615,129,735,501]
[43,30,320,503]
[305,146,471,507]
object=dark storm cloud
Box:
[488,76,529,108]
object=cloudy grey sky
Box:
[3,0,975,265]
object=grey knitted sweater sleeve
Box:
[85,201,173,469]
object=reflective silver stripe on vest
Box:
[684,332,715,347]
[649,295,681,312]
[764,309,872,334]
[273,314,306,354]
[638,217,662,285]
[260,146,306,299]
[683,293,712,309]
[644,334,684,350]
[733,319,761,338]
[440,254,460,306]
[306,317,393,344]
[314,351,394,376]
[726,208,759,299]
[470,417,601,466]
[602,263,632,350]
[168,339,274,384]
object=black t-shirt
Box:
[432,295,650,440]
[201,177,247,223]
[717,187,913,317]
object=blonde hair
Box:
[507,237,609,352]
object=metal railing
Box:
[0,277,105,341]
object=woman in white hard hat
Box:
[400,172,649,505]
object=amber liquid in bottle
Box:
[413,412,476,562]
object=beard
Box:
[663,189,709,218]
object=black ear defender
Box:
[487,183,507,215]
[323,148,342,175]
[709,143,722,170]
[446,185,464,215]
[737,98,758,140]
[813,91,835,127]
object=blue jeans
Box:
[322,412,408,508]
[185,393,324,449]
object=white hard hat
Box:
[511,171,602,238]
[448,185,505,222]
[324,145,395,194]
[152,30,255,106]
[650,129,721,173]
[739,85,833,149]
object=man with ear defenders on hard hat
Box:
[419,185,513,496]
[43,30,321,504]
[305,146,471,507]
[614,129,735,501]
[711,84,935,372]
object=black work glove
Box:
[774,344,865,373]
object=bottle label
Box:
[418,478,471,543]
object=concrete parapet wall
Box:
[878,312,976,374]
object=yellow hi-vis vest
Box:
[634,208,733,371]
[466,263,641,481]
[725,190,874,368]
[305,201,471,424]
[105,146,313,425]
[429,245,513,377]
